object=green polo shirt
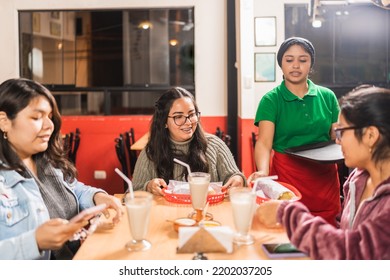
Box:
[254,80,339,153]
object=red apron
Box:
[271,151,341,226]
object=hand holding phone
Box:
[69,203,107,223]
[69,204,107,241]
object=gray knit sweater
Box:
[132,133,245,191]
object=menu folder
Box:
[177,226,233,254]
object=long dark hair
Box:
[0,78,77,181]
[339,86,390,165]
[146,87,209,182]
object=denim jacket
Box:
[0,167,105,260]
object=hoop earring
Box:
[3,131,7,139]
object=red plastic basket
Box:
[162,188,226,205]
[254,181,302,204]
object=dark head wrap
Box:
[277,37,315,69]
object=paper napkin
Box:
[177,226,233,254]
[166,180,223,194]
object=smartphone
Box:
[261,243,307,259]
[69,203,107,223]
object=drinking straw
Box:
[173,158,192,176]
[114,168,134,199]
[252,175,279,193]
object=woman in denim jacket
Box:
[0,78,122,259]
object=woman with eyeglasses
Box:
[132,87,245,195]
[256,86,390,259]
[248,37,341,226]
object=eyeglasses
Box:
[168,112,200,126]
[334,126,360,141]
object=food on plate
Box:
[198,220,221,227]
[166,180,223,195]
[278,191,295,200]
[208,187,216,195]
[254,179,296,200]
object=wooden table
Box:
[74,195,308,260]
[130,132,149,151]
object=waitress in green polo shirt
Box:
[248,37,341,226]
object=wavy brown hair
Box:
[146,87,209,182]
[0,78,77,181]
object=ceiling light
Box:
[169,39,178,46]
[138,21,152,30]
[312,19,323,27]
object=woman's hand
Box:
[247,170,269,186]
[256,200,283,228]
[146,178,167,196]
[35,218,87,251]
[222,175,245,192]
[93,192,123,224]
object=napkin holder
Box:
[177,226,233,254]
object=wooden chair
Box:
[124,128,137,176]
[251,132,257,171]
[115,128,138,191]
[251,131,257,149]
[224,134,231,148]
[215,126,223,139]
[115,133,129,192]
[215,126,231,149]
[70,128,80,164]
[63,128,81,165]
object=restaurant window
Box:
[285,3,389,97]
[19,8,195,115]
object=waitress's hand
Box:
[146,178,167,196]
[247,171,269,186]
[93,192,123,224]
